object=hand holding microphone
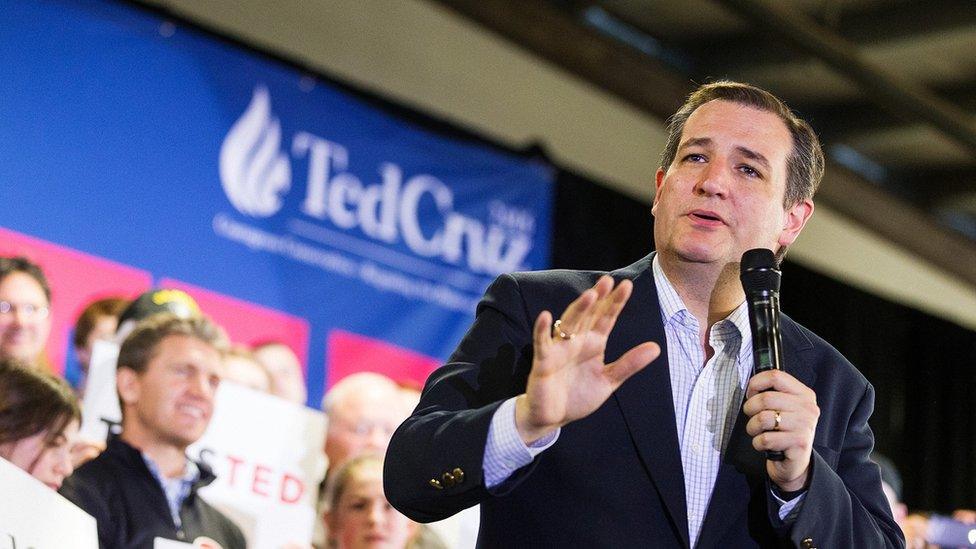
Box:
[740,249,820,493]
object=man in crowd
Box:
[314,372,451,549]
[254,341,308,406]
[322,372,407,472]
[61,314,245,548]
[385,81,902,547]
[0,256,53,370]
[222,344,272,393]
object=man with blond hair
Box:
[62,314,245,548]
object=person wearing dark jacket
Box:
[384,81,904,547]
[61,314,244,548]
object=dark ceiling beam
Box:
[819,162,976,285]
[429,0,976,286]
[681,0,976,72]
[711,0,976,157]
[796,79,976,144]
[890,168,976,207]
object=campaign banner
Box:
[0,457,98,549]
[0,0,553,406]
[188,383,328,548]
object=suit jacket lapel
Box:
[609,255,690,548]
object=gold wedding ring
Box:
[772,410,782,431]
[552,319,575,340]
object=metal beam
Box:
[682,0,976,73]
[819,161,976,285]
[429,0,976,286]
[796,78,976,144]
[711,0,976,158]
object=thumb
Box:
[605,342,660,385]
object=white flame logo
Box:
[219,86,291,217]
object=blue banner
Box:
[0,0,553,406]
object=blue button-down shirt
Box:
[142,453,200,528]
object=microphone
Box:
[740,248,785,462]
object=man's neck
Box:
[120,427,188,479]
[657,253,744,333]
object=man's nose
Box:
[695,162,730,198]
[368,502,385,525]
[189,372,215,399]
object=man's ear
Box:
[116,367,141,406]
[777,199,815,249]
[652,168,666,212]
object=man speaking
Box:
[384,81,903,547]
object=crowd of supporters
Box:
[6,252,974,548]
[0,255,453,549]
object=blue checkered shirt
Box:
[142,453,200,528]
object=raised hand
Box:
[742,369,820,492]
[514,275,661,444]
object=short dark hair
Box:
[659,80,825,208]
[0,360,80,447]
[73,297,129,349]
[117,314,227,375]
[0,256,52,303]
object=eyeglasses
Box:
[0,301,50,320]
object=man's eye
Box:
[684,153,706,162]
[738,165,761,178]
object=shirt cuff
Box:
[483,397,559,488]
[771,487,807,522]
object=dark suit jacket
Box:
[385,255,904,548]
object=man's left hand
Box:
[742,369,820,492]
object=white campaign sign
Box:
[78,338,122,441]
[188,382,328,548]
[0,457,98,549]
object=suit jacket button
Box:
[441,472,456,488]
[452,468,465,484]
[801,538,816,549]
[429,478,443,489]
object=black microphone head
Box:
[740,248,781,292]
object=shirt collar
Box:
[141,452,199,485]
[651,254,751,343]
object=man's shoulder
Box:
[66,438,146,492]
[781,314,869,388]
[505,254,654,292]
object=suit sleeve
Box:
[384,273,538,523]
[788,380,906,548]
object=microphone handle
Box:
[747,290,786,462]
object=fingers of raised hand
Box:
[605,342,660,385]
[533,310,556,363]
[590,278,633,336]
